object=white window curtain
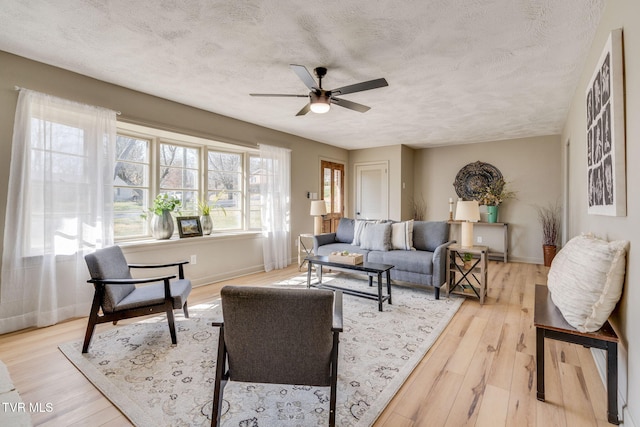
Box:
[0,89,116,334]
[259,144,291,271]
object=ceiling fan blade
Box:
[331,97,371,113]
[331,78,388,96]
[250,93,308,97]
[296,103,311,116]
[290,64,318,90]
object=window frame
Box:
[114,124,259,242]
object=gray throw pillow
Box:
[359,222,392,251]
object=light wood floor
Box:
[0,261,611,426]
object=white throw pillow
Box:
[352,219,378,246]
[547,234,629,332]
[391,220,415,251]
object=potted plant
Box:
[462,252,474,270]
[198,191,227,235]
[146,193,181,239]
[536,202,561,266]
[478,178,516,223]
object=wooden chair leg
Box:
[329,331,340,427]
[212,326,227,427]
[166,305,177,345]
[82,294,102,353]
[183,301,189,319]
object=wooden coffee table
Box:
[305,255,394,311]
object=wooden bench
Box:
[534,284,620,425]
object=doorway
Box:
[355,161,389,220]
[320,160,345,233]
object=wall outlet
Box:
[190,255,197,265]
[477,236,483,243]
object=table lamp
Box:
[310,200,327,235]
[455,200,480,248]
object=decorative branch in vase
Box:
[536,202,561,267]
[478,177,516,223]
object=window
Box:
[114,125,258,240]
[114,136,150,239]
[160,142,199,216]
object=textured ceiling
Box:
[0,0,605,149]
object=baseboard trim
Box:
[192,264,265,287]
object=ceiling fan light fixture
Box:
[309,91,331,114]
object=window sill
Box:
[117,231,262,250]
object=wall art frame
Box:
[586,28,626,216]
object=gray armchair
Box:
[82,245,191,353]
[211,286,343,427]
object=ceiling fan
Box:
[250,64,388,116]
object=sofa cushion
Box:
[360,222,392,251]
[413,221,449,252]
[335,218,355,243]
[391,220,415,250]
[368,250,434,275]
[547,234,629,333]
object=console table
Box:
[449,221,508,262]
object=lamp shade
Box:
[310,200,327,216]
[455,200,480,222]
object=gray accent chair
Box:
[211,286,343,427]
[83,245,191,353]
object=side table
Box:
[298,233,315,271]
[446,244,488,304]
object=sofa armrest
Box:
[313,233,337,254]
[432,240,456,288]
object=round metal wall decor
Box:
[453,161,503,201]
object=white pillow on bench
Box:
[547,234,629,332]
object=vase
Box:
[543,245,557,267]
[150,210,174,239]
[487,205,498,223]
[200,214,213,235]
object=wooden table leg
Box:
[607,341,620,424]
[377,272,383,312]
[386,270,392,305]
[536,327,545,401]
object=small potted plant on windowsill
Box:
[144,194,181,239]
[198,191,227,235]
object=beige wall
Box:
[561,0,640,423]
[0,51,348,285]
[414,135,563,263]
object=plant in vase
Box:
[144,194,181,239]
[198,191,227,235]
[478,178,516,223]
[536,202,561,267]
[462,252,473,270]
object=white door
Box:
[355,162,388,220]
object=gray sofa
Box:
[313,218,453,299]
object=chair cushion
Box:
[547,234,628,332]
[85,246,135,313]
[114,279,192,312]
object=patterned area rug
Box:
[59,273,463,426]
